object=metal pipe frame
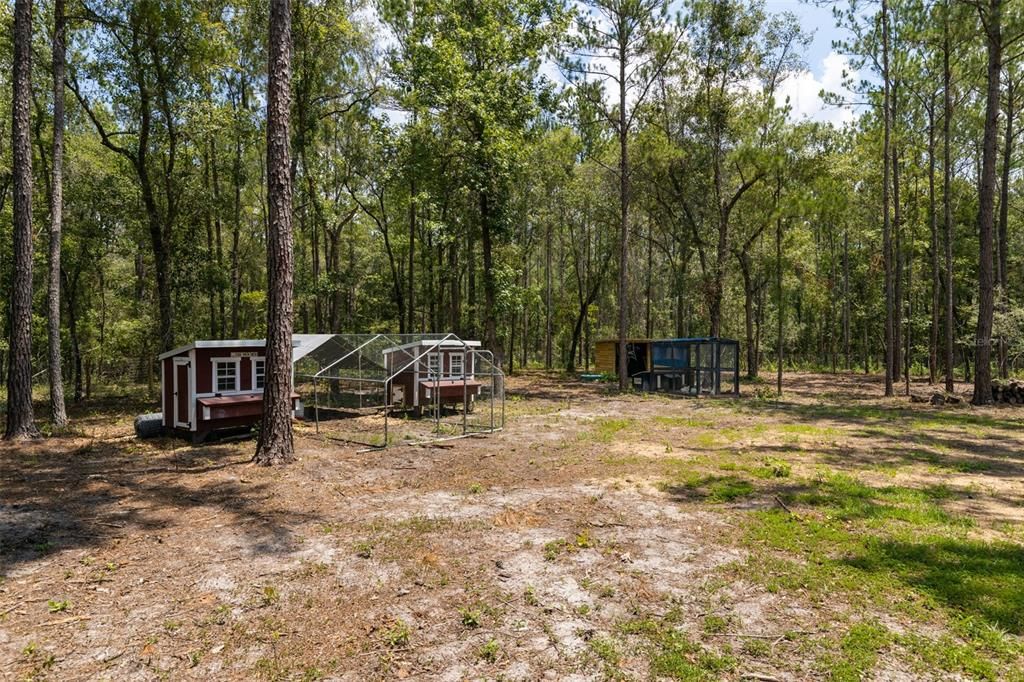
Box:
[306,332,506,450]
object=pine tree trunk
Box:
[467,226,476,338]
[255,0,295,465]
[843,228,851,370]
[905,212,912,396]
[211,137,226,337]
[204,144,217,338]
[47,0,68,429]
[616,36,630,392]
[480,191,501,361]
[928,104,939,384]
[972,0,1001,406]
[62,268,84,403]
[5,0,40,440]
[408,137,416,334]
[740,252,758,379]
[230,75,246,339]
[645,222,653,338]
[996,73,1013,379]
[544,217,552,369]
[776,179,783,397]
[943,11,955,394]
[881,0,895,397]
[892,122,903,384]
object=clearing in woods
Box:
[2,372,1024,681]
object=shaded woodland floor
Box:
[2,372,1024,681]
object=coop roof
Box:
[381,339,482,354]
[157,334,340,364]
[596,337,739,345]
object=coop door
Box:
[173,359,191,429]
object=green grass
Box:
[790,472,970,529]
[777,423,839,438]
[701,614,729,634]
[619,614,736,681]
[736,468,1024,680]
[588,635,622,665]
[659,473,756,503]
[653,416,714,429]
[821,621,892,681]
[588,417,634,443]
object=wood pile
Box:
[991,381,1024,404]
[910,392,962,405]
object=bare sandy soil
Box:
[2,372,1022,681]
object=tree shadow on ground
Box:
[0,429,316,576]
[706,395,1024,481]
[738,398,1024,433]
[667,470,1024,639]
[844,538,1024,635]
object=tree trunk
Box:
[616,36,630,392]
[943,9,955,394]
[5,0,40,440]
[47,0,68,429]
[928,103,939,384]
[255,0,295,465]
[645,221,653,338]
[480,192,500,361]
[467,225,476,338]
[996,71,1013,379]
[843,227,851,370]
[892,115,903,384]
[449,241,460,332]
[408,125,417,334]
[212,138,226,338]
[204,144,218,338]
[905,208,912,396]
[522,261,529,369]
[775,185,783,397]
[739,251,757,378]
[972,0,1001,406]
[545,215,553,369]
[230,78,246,338]
[61,268,83,403]
[881,0,895,397]
[508,304,516,375]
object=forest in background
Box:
[1,0,1023,415]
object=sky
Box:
[380,0,866,128]
[544,0,866,127]
[762,0,863,126]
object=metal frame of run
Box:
[294,333,504,450]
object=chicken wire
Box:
[293,333,504,448]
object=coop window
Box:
[253,358,266,390]
[449,353,464,378]
[426,352,441,377]
[214,360,239,393]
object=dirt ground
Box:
[2,372,1023,681]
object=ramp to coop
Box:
[295,333,504,448]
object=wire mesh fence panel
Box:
[294,333,504,447]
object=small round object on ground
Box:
[134,413,164,439]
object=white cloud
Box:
[776,51,860,126]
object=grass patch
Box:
[618,612,736,680]
[778,423,839,438]
[660,474,756,503]
[737,467,1024,679]
[589,635,622,665]
[820,621,892,681]
[653,416,714,429]
[701,614,729,634]
[587,417,634,443]
[477,638,500,662]
[790,472,971,529]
